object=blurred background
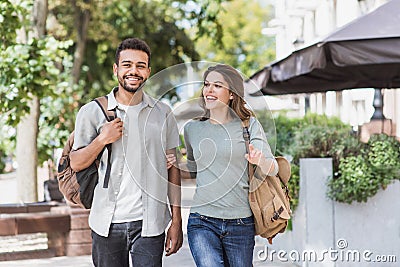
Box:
[1,0,399,265]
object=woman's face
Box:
[202,71,233,110]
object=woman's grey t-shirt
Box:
[184,117,276,219]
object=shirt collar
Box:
[142,91,156,108]
[107,86,156,111]
[106,87,119,111]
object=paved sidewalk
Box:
[0,222,297,267]
[0,180,297,267]
[0,242,296,267]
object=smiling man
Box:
[70,38,183,267]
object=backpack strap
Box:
[242,118,282,183]
[93,96,117,189]
[94,96,117,121]
[241,119,255,182]
[242,119,290,189]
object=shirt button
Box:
[115,192,118,195]
[118,172,122,176]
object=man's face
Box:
[113,49,151,93]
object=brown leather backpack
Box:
[57,96,115,209]
[242,120,291,244]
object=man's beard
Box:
[118,75,146,93]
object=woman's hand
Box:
[245,144,275,175]
[244,144,263,166]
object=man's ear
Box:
[113,63,118,76]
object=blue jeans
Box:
[187,213,255,267]
[91,221,165,267]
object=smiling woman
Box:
[181,64,278,267]
[202,72,233,118]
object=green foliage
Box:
[254,109,276,153]
[0,0,30,48]
[282,114,352,211]
[330,132,365,177]
[265,112,400,206]
[192,0,229,47]
[1,0,234,169]
[0,36,73,126]
[290,125,353,162]
[367,134,400,178]
[192,0,275,77]
[328,134,400,204]
[271,115,300,156]
[271,113,400,206]
[256,112,369,211]
[0,0,74,166]
[328,155,375,203]
[0,119,15,173]
[37,89,78,164]
[287,164,300,212]
[49,0,230,105]
[257,113,352,159]
[0,0,27,171]
[256,112,299,212]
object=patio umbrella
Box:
[248,0,400,95]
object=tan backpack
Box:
[242,120,291,244]
[57,96,116,209]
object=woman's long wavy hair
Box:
[199,64,254,121]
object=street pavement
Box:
[0,239,296,267]
[0,178,297,267]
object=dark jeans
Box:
[91,221,165,267]
[187,213,255,267]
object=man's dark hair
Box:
[115,38,151,66]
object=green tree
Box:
[39,0,233,158]
[48,0,230,105]
[1,0,233,177]
[1,0,72,200]
[192,0,275,76]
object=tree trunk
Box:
[32,0,47,37]
[16,0,47,202]
[16,97,40,202]
[71,0,91,85]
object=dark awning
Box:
[248,0,400,95]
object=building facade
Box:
[265,0,399,138]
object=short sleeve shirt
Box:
[73,87,180,237]
[184,117,278,219]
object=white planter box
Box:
[256,158,400,267]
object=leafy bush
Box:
[257,111,400,210]
[328,155,375,203]
[287,164,300,212]
[0,149,5,173]
[258,113,353,211]
[272,115,301,156]
[330,132,365,177]
[328,134,400,203]
[367,134,400,181]
[290,125,352,160]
